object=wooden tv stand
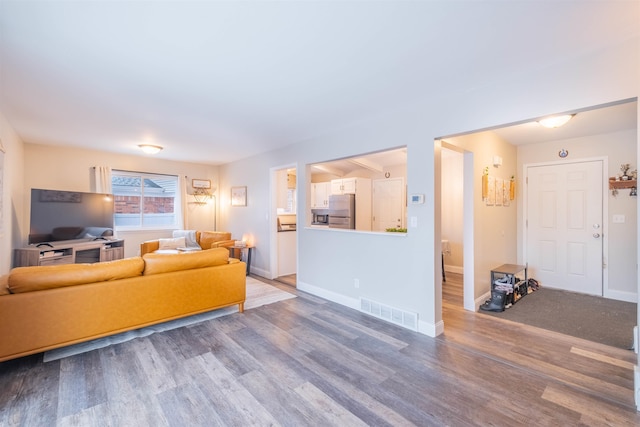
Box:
[14,238,125,267]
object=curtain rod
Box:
[96,167,179,178]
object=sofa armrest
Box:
[140,240,160,256]
[0,275,9,296]
[210,240,235,249]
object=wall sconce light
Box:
[492,156,502,167]
[138,144,163,154]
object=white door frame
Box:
[269,162,298,280]
[522,156,609,297]
[439,141,475,312]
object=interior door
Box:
[373,178,405,231]
[526,160,603,295]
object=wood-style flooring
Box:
[1,272,638,426]
[275,274,297,288]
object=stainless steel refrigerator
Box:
[328,194,355,229]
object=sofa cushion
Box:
[158,236,186,250]
[199,231,232,250]
[8,257,145,294]
[172,230,200,249]
[143,247,230,276]
[0,275,9,296]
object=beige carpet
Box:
[43,277,295,362]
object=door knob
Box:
[593,233,601,238]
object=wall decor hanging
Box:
[231,186,247,206]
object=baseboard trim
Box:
[249,266,270,279]
[604,289,638,303]
[444,265,463,275]
[297,281,360,310]
[475,291,491,311]
[297,280,441,337]
[419,319,444,337]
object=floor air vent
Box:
[360,298,418,331]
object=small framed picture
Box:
[192,179,211,189]
[231,186,247,206]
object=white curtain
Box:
[93,166,112,193]
[180,175,188,229]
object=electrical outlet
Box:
[354,279,360,288]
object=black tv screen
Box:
[29,189,115,244]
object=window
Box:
[111,171,181,229]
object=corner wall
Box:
[0,112,25,275]
[219,37,638,339]
[21,143,219,259]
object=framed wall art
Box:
[192,179,211,189]
[231,186,247,206]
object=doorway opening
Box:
[270,164,298,287]
[435,98,638,317]
[440,145,467,308]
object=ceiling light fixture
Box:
[137,144,163,154]
[537,114,575,129]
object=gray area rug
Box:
[44,277,295,362]
[480,287,637,349]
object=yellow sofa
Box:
[0,247,246,363]
[140,230,235,256]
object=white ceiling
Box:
[1,1,638,165]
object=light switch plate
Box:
[613,214,625,224]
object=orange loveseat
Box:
[140,230,235,256]
[0,247,246,363]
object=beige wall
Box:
[441,149,464,271]
[444,131,519,300]
[0,113,26,275]
[21,143,220,259]
[517,128,638,300]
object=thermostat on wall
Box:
[410,194,425,204]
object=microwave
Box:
[311,209,329,225]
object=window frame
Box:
[111,170,182,231]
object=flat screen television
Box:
[29,188,115,245]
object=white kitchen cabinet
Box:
[287,173,296,189]
[331,177,366,195]
[311,182,330,208]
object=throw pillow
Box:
[158,236,186,250]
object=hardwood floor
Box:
[1,273,638,426]
[275,274,297,288]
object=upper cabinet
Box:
[287,173,296,189]
[277,169,297,213]
[331,177,367,195]
[311,182,330,208]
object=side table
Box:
[228,244,255,276]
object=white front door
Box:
[526,160,603,295]
[373,178,405,231]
